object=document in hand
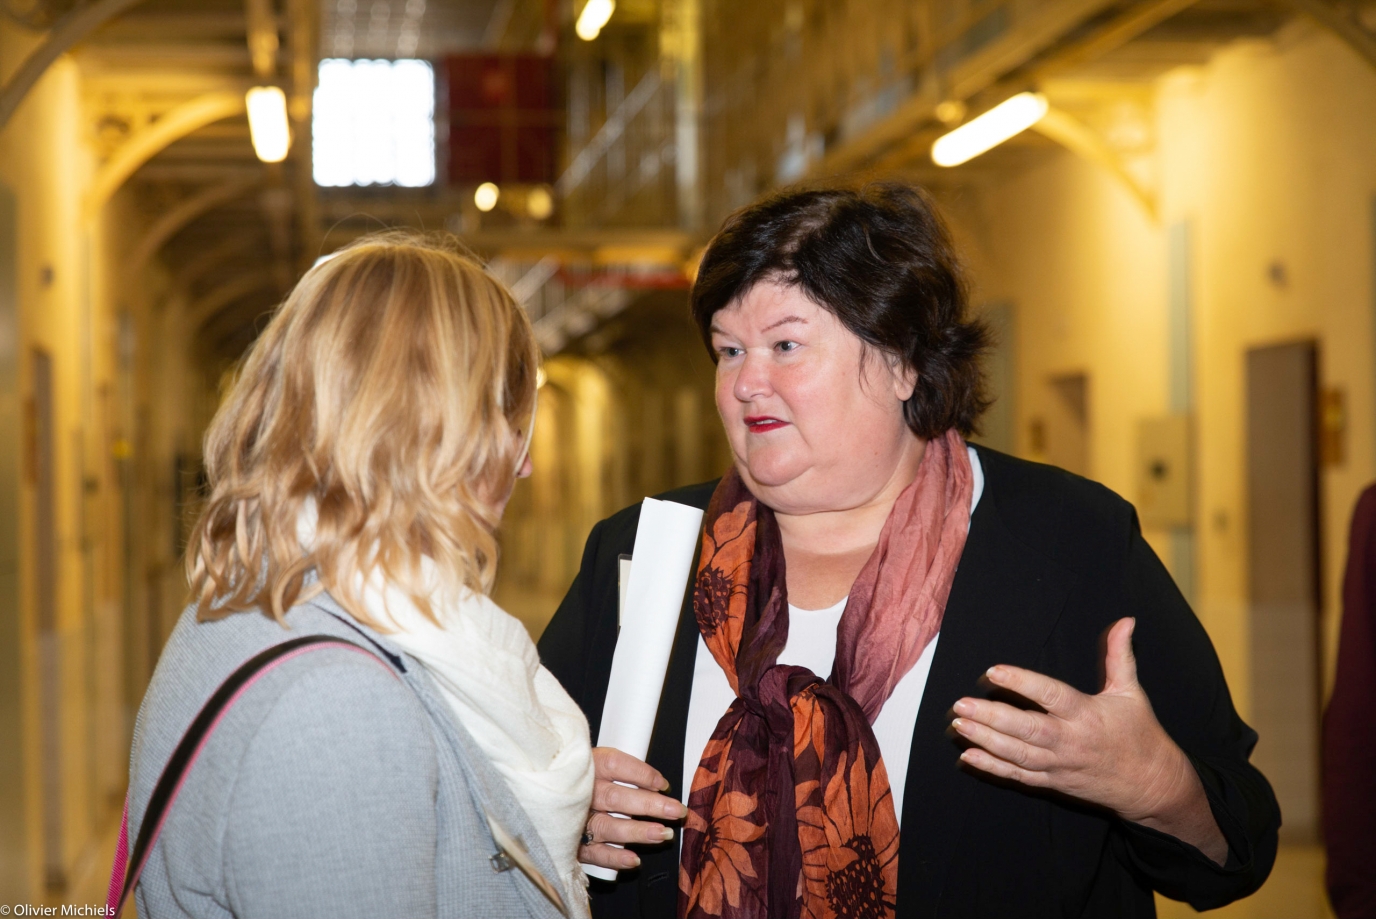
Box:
[583,497,704,881]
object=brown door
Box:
[1245,340,1322,843]
[32,347,64,890]
[0,185,25,899]
[1046,372,1090,477]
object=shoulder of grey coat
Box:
[127,591,570,919]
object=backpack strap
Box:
[107,635,399,918]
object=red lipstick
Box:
[744,415,789,433]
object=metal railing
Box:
[557,68,680,229]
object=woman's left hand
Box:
[951,617,1228,865]
[579,747,687,871]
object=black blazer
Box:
[539,446,1279,918]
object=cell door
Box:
[1245,340,1322,843]
[0,185,25,900]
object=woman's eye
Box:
[776,340,799,353]
[718,345,743,359]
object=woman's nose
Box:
[731,351,772,401]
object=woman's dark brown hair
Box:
[690,182,991,438]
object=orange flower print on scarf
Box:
[797,746,900,919]
[679,785,767,916]
[693,500,755,693]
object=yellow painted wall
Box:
[0,21,206,902]
[495,296,730,637]
[930,27,1376,913]
[1156,24,1376,704]
[939,22,1376,721]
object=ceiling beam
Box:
[133,164,263,184]
[869,0,1201,174]
[814,0,1122,177]
[1283,0,1376,71]
[320,220,698,259]
[483,0,517,48]
[80,73,255,94]
[1018,0,1202,79]
[86,91,247,217]
[286,0,321,273]
[245,0,279,79]
[75,44,258,68]
[0,0,149,131]
[93,11,246,40]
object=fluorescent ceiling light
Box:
[246,86,291,163]
[313,59,436,187]
[576,0,615,40]
[931,92,1049,167]
[475,182,500,212]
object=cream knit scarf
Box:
[298,503,594,915]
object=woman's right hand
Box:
[579,747,689,870]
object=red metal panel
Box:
[445,54,559,185]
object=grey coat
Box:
[128,591,572,919]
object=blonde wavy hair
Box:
[187,230,539,628]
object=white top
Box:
[681,447,984,822]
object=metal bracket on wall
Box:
[1032,107,1159,221]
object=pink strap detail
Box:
[106,797,130,915]
[107,642,394,918]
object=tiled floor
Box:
[1157,846,1333,919]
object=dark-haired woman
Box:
[540,184,1279,919]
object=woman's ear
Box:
[893,361,918,402]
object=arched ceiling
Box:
[58,0,562,366]
[69,0,315,365]
[9,0,1375,366]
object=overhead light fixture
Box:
[246,86,291,163]
[576,0,615,40]
[474,182,500,212]
[931,92,1048,167]
[527,186,553,220]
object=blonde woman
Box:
[124,233,593,919]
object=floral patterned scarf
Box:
[678,430,974,919]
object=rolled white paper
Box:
[582,497,704,883]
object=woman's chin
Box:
[738,456,808,492]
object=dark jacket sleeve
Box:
[1322,484,1376,918]
[1112,513,1280,911]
